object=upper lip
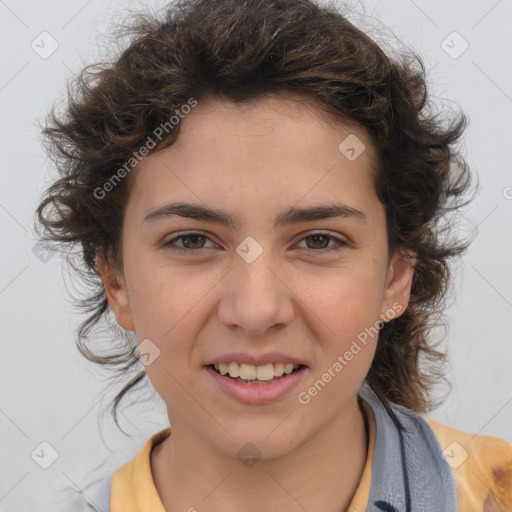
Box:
[204,351,307,367]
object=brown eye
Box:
[297,232,348,253]
[164,232,217,253]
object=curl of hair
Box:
[35,0,476,430]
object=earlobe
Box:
[380,250,415,322]
[97,254,135,331]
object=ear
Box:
[97,253,135,331]
[380,249,415,322]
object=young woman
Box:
[35,0,512,510]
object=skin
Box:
[98,93,414,511]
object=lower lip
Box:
[204,365,308,405]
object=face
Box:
[99,94,413,460]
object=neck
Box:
[151,396,369,512]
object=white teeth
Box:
[256,363,275,381]
[274,362,285,377]
[239,363,257,380]
[213,362,301,380]
[228,362,239,378]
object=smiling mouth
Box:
[207,363,305,384]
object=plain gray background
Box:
[1,0,511,510]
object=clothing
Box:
[89,382,512,511]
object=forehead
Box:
[170,93,375,162]
[126,94,380,223]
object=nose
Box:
[217,248,295,336]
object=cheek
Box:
[124,266,203,403]
[296,274,380,411]
[305,265,385,331]
[123,238,199,332]
[299,264,383,383]
[124,260,221,370]
[128,273,196,341]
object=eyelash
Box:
[163,231,348,255]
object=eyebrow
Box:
[143,201,366,230]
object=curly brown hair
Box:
[35,0,475,429]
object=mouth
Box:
[204,363,308,405]
[206,363,305,384]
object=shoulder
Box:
[424,415,512,512]
[110,427,171,511]
[109,446,142,510]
